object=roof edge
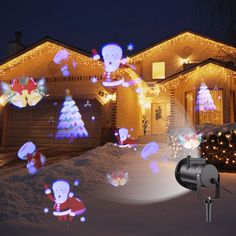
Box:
[131,29,236,58]
[0,36,92,67]
[157,58,236,84]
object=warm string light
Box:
[168,129,236,169]
[159,63,236,91]
[168,134,199,159]
[200,129,236,169]
[0,42,103,76]
[131,32,236,61]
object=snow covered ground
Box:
[0,143,235,236]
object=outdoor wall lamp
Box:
[175,155,220,222]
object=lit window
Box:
[152,62,165,79]
[199,90,223,125]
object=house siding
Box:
[171,64,236,128]
[116,86,142,138]
[132,32,236,83]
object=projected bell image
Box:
[106,170,129,187]
[1,78,46,108]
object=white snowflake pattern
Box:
[74,180,80,186]
[127,43,134,51]
[135,87,142,94]
[90,76,98,84]
[43,208,49,214]
[80,216,86,222]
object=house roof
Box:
[3,30,236,66]
[0,36,92,67]
[131,30,236,58]
[1,30,236,80]
[157,58,236,84]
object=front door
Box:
[151,103,169,134]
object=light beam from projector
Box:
[97,99,201,204]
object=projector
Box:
[175,155,220,222]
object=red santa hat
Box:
[91,48,100,60]
[11,79,24,94]
[24,78,37,94]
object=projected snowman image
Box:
[102,44,127,87]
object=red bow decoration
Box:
[11,78,37,94]
[11,79,24,94]
[24,78,37,94]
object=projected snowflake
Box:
[74,180,80,186]
[90,76,98,83]
[127,43,134,51]
[43,208,49,214]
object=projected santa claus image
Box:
[0,4,236,235]
[44,180,86,221]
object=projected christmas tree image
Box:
[196,83,216,111]
[56,89,88,139]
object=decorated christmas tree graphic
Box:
[196,83,216,112]
[56,89,88,139]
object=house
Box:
[0,37,141,148]
[131,30,236,137]
[0,30,236,148]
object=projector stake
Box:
[175,155,220,222]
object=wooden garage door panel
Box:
[7,136,31,145]
[7,128,29,137]
[53,138,100,147]
[7,99,102,147]
[8,120,30,127]
[29,137,51,145]
[30,128,52,135]
[52,124,101,133]
[30,120,52,126]
[8,111,30,120]
[31,111,52,119]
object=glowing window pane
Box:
[152,62,165,79]
[199,90,223,125]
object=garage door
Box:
[6,99,102,148]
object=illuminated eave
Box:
[0,41,103,77]
[158,62,236,90]
[131,31,236,62]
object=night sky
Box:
[0,0,235,60]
